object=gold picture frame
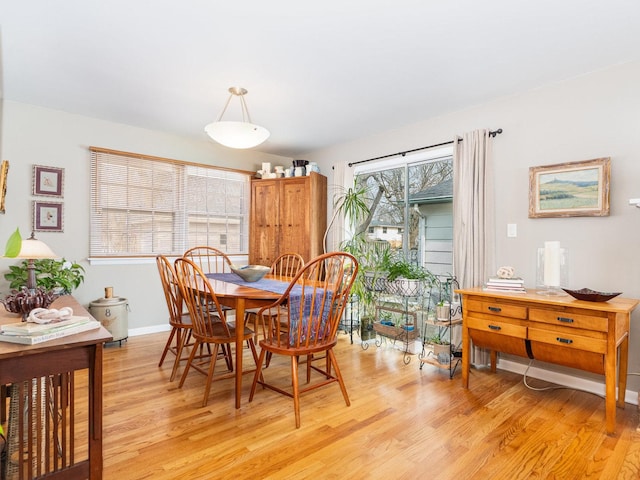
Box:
[0,160,8,214]
[529,157,611,218]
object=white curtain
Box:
[452,129,496,366]
[325,162,346,253]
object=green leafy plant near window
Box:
[5,258,85,294]
[386,260,435,283]
[426,333,450,345]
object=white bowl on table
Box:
[230,265,270,282]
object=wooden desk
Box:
[457,288,639,435]
[0,296,112,479]
[204,274,287,409]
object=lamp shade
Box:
[204,121,270,149]
[16,234,57,259]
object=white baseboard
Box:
[497,359,638,406]
[128,324,171,337]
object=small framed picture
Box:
[33,165,64,197]
[529,157,611,218]
[34,201,64,232]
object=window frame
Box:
[89,147,252,265]
[352,146,454,271]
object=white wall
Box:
[305,61,640,391]
[3,61,640,392]
[0,100,290,332]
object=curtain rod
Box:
[347,128,503,168]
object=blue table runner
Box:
[205,272,297,295]
[206,272,332,345]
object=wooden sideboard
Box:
[0,296,112,479]
[457,288,639,434]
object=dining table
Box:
[204,273,293,409]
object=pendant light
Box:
[204,87,270,149]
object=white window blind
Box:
[89,147,250,258]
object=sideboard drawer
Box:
[528,327,607,353]
[467,316,528,357]
[529,308,608,332]
[466,316,527,338]
[465,298,527,319]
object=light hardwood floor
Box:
[101,332,640,479]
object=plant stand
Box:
[370,306,419,365]
[419,277,463,378]
[339,294,359,343]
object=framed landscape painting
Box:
[528,157,611,218]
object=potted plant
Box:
[426,333,451,359]
[436,300,450,321]
[5,258,85,294]
[328,182,380,341]
[342,237,399,340]
[324,182,370,255]
[386,260,435,297]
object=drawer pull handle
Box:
[556,337,573,344]
[488,306,502,313]
[557,316,574,323]
[488,324,501,331]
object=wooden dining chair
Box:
[244,252,305,343]
[249,251,358,428]
[156,255,195,381]
[174,257,260,407]
[183,245,237,316]
[183,246,233,274]
[156,255,228,381]
[269,252,305,279]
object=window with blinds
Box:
[89,148,250,258]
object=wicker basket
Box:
[373,322,419,340]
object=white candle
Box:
[544,241,561,287]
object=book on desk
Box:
[0,316,101,345]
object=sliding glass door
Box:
[354,150,453,275]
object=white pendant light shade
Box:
[204,120,270,149]
[205,87,270,149]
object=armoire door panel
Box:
[249,173,327,265]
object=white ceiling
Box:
[1,0,639,157]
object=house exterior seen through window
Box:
[354,149,454,277]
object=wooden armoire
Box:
[249,172,327,266]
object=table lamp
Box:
[1,232,58,317]
[16,232,58,291]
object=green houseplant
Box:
[436,299,450,321]
[329,182,387,341]
[386,259,435,297]
[5,258,85,294]
[386,260,433,282]
[342,235,384,341]
[425,333,451,359]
